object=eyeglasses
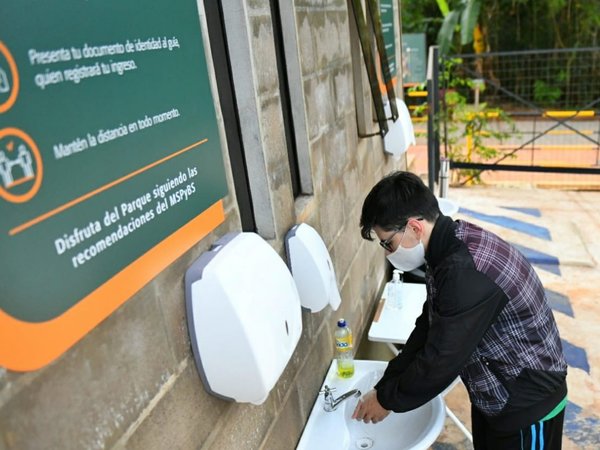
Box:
[377,218,424,252]
[379,229,401,252]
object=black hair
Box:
[360,171,440,240]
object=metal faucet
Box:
[319,385,361,412]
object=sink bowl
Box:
[437,197,459,217]
[297,360,445,450]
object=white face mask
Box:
[386,231,426,272]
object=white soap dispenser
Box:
[383,98,416,157]
[185,232,302,404]
[285,223,341,313]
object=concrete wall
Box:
[0,1,405,449]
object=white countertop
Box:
[368,282,427,344]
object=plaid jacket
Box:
[375,216,567,431]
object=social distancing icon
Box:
[0,41,19,113]
[0,128,43,203]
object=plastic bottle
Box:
[387,269,404,310]
[335,319,354,378]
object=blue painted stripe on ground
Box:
[561,339,590,374]
[545,289,574,318]
[501,206,542,217]
[459,207,551,240]
[510,243,561,276]
[565,401,600,446]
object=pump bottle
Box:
[387,269,404,310]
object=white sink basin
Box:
[437,197,459,217]
[296,360,445,450]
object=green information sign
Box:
[402,33,427,84]
[379,1,396,77]
[0,0,228,370]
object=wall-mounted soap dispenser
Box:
[285,223,341,313]
[185,232,302,405]
[383,98,416,158]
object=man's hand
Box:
[351,389,390,424]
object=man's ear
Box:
[407,218,424,238]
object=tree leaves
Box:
[435,0,482,54]
[460,0,481,45]
[438,10,461,55]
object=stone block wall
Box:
[0,1,405,449]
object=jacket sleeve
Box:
[374,268,508,412]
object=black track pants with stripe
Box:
[472,405,565,449]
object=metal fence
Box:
[428,47,600,189]
[449,47,600,111]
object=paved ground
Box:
[358,186,600,448]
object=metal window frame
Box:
[203,1,256,231]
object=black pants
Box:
[472,406,565,449]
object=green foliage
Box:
[402,0,444,47]
[533,80,562,105]
[436,0,450,17]
[438,59,517,184]
[406,84,428,118]
[547,0,567,15]
[439,57,473,89]
[437,10,461,55]
[403,0,600,52]
[460,0,481,45]
[435,0,482,55]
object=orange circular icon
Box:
[0,41,19,114]
[0,128,43,203]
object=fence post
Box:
[439,157,450,197]
[596,120,600,166]
[427,46,440,190]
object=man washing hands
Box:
[352,390,390,424]
[354,172,567,448]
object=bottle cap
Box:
[337,318,346,327]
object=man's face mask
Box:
[385,226,426,272]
